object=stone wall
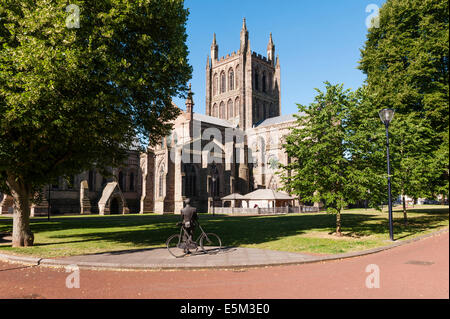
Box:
[0,194,14,214]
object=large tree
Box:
[359,0,449,203]
[347,86,434,224]
[0,0,192,247]
[344,86,387,210]
[281,83,372,236]
[389,112,433,224]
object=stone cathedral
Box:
[140,19,297,214]
[0,19,298,216]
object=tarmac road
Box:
[0,231,448,299]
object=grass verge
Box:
[0,205,447,258]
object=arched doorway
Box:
[110,197,120,214]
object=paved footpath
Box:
[0,230,448,299]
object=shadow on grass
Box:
[0,208,448,256]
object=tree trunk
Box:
[6,175,34,247]
[402,194,408,226]
[336,210,342,236]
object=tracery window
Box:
[219,102,225,119]
[184,165,197,197]
[228,69,234,91]
[254,70,259,91]
[262,72,267,93]
[220,72,226,93]
[118,171,125,191]
[227,100,233,119]
[268,73,273,91]
[213,73,218,96]
[235,65,240,89]
[158,166,164,197]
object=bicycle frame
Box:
[167,223,221,258]
[178,223,207,245]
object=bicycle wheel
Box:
[166,234,187,258]
[200,233,222,255]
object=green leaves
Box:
[359,0,449,199]
[281,83,360,214]
[0,0,192,194]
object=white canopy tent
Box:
[240,189,295,208]
[221,193,245,208]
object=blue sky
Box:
[172,0,386,116]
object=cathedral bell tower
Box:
[206,19,281,130]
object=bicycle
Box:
[166,223,222,258]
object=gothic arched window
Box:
[220,72,226,93]
[262,72,267,93]
[219,101,225,119]
[270,103,277,117]
[235,97,240,119]
[254,70,259,91]
[184,165,197,197]
[214,177,220,197]
[228,69,234,91]
[235,65,240,89]
[213,73,218,96]
[227,100,233,119]
[118,171,125,191]
[254,99,259,121]
[213,103,218,118]
[268,73,273,92]
[158,166,164,198]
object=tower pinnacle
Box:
[267,33,275,64]
[240,18,249,53]
[211,33,218,61]
[185,83,194,114]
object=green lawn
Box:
[0,205,448,258]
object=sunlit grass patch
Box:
[0,205,447,258]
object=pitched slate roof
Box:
[256,113,305,128]
[193,113,234,128]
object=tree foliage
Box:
[359,0,449,200]
[280,83,378,235]
[0,0,192,246]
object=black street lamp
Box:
[379,108,395,241]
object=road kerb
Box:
[0,227,448,271]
